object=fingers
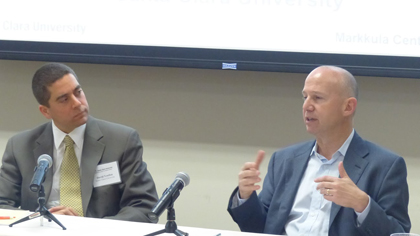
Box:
[314,175,338,183]
[241,162,259,171]
[240,150,265,171]
[238,167,262,199]
[315,162,351,194]
[254,150,265,170]
[68,207,79,216]
[319,187,334,196]
[315,182,335,191]
[49,206,65,213]
[238,150,265,199]
[239,170,261,186]
[239,177,262,192]
[338,161,349,178]
[49,206,79,216]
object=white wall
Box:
[0,59,419,233]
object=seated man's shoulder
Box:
[363,139,402,161]
[9,122,51,142]
[91,117,137,136]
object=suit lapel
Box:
[329,132,369,227]
[278,142,313,226]
[33,122,54,202]
[80,117,105,213]
[288,144,313,193]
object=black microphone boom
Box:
[29,154,53,192]
[147,172,190,221]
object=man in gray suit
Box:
[0,63,158,222]
[228,66,411,235]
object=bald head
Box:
[307,66,358,100]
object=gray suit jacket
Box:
[228,132,411,235]
[0,116,158,222]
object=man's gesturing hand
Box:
[238,150,265,200]
[315,161,369,212]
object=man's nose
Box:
[303,99,314,112]
[70,95,82,107]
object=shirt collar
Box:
[52,121,87,150]
[310,129,355,158]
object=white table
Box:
[0,213,275,236]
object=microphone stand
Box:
[144,192,188,236]
[9,185,66,230]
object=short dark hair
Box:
[32,63,78,107]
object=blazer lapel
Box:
[80,117,105,213]
[33,122,54,202]
[287,144,313,194]
[329,132,369,227]
[277,142,313,227]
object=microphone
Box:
[147,172,190,221]
[29,154,53,192]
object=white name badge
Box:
[93,161,122,188]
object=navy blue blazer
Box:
[228,132,410,235]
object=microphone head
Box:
[175,172,190,187]
[38,154,53,168]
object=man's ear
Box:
[39,105,51,119]
[343,97,357,116]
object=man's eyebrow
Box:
[303,90,325,95]
[55,85,81,101]
[56,93,68,101]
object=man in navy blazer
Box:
[228,66,410,235]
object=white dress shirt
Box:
[46,121,86,208]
